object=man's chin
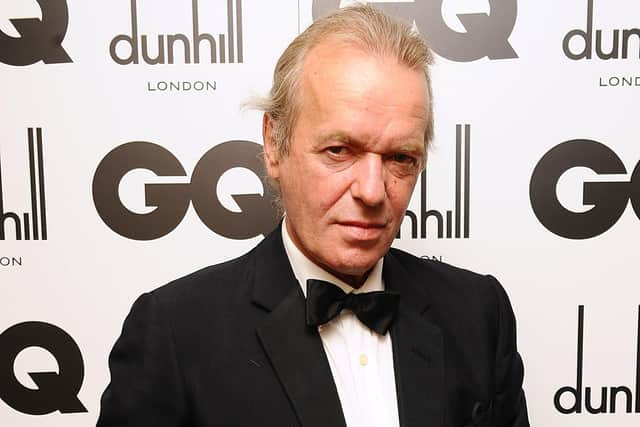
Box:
[321,255,382,286]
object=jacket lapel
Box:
[252,227,346,427]
[384,251,445,427]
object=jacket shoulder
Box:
[147,246,258,310]
[388,247,485,285]
[387,247,507,314]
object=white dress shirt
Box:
[281,221,400,427]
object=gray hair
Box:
[253,4,435,159]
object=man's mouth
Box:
[338,221,386,229]
[337,221,388,241]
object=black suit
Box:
[97,226,529,427]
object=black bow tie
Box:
[305,279,399,335]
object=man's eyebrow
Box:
[396,139,426,156]
[315,131,426,156]
[317,131,351,144]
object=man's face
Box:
[264,40,428,286]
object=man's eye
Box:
[386,153,420,176]
[390,153,415,164]
[327,146,347,155]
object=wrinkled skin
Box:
[263,40,428,287]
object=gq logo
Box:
[530,140,640,239]
[0,322,86,415]
[0,0,72,66]
[92,140,279,241]
[313,0,518,61]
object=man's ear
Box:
[262,113,280,180]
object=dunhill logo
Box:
[398,124,470,239]
[563,0,640,60]
[109,0,243,65]
[554,305,640,415]
[0,128,47,241]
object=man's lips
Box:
[336,221,389,241]
[338,221,386,229]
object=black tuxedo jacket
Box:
[97,227,529,427]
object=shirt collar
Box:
[281,217,385,298]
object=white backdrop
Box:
[1,1,638,426]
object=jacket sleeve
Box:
[96,292,189,427]
[486,275,530,427]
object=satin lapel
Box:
[384,251,445,427]
[252,226,346,427]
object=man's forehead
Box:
[300,39,429,110]
[302,38,394,78]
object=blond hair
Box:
[253,4,435,158]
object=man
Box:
[97,5,529,427]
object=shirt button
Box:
[359,354,368,366]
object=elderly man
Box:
[97,5,529,427]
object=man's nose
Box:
[350,153,386,206]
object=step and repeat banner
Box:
[1,0,638,426]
